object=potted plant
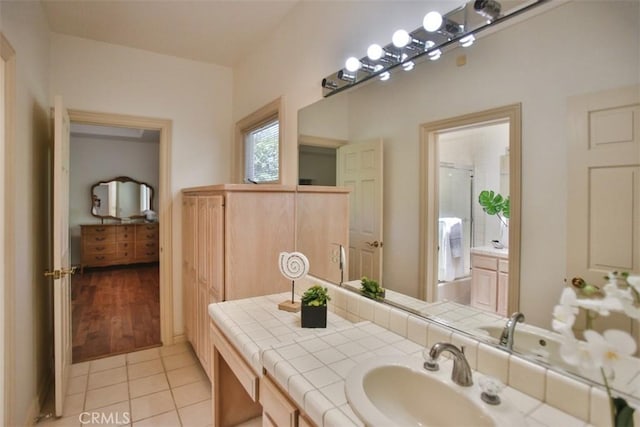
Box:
[478,190,510,248]
[361,276,385,301]
[301,285,331,328]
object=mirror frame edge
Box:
[90,175,155,221]
[418,103,522,314]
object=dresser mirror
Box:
[90,176,154,220]
[297,0,639,398]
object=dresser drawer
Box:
[82,225,116,239]
[83,242,117,255]
[116,225,135,242]
[136,224,159,241]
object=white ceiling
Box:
[41,0,301,67]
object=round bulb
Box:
[367,44,383,61]
[379,71,390,81]
[423,11,443,32]
[345,57,361,72]
[392,29,411,48]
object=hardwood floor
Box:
[71,263,161,363]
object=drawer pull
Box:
[146,243,154,247]
[95,256,105,260]
[95,246,105,251]
[95,237,106,242]
[95,227,105,232]
[146,234,154,238]
[146,252,156,256]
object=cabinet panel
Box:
[471,268,497,312]
[260,375,297,427]
[497,272,509,317]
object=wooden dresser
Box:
[80,223,159,272]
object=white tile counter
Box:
[208,291,599,427]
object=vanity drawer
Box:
[498,259,509,273]
[260,375,298,427]
[472,255,498,271]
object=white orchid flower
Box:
[560,336,597,373]
[574,294,623,316]
[583,329,637,373]
[552,288,578,334]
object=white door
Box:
[337,139,383,282]
[567,85,640,335]
[48,96,73,416]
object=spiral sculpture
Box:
[279,251,309,281]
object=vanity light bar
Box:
[321,0,550,97]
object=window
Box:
[234,97,283,184]
[244,117,279,183]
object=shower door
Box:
[438,164,473,283]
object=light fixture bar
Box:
[322,0,550,97]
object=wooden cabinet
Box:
[182,184,350,381]
[470,248,509,317]
[80,223,159,271]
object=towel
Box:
[438,217,465,282]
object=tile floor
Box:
[42,342,213,426]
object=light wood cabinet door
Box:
[182,196,198,342]
[497,272,509,317]
[198,195,224,302]
[471,267,497,313]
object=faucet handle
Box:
[422,348,439,371]
[479,376,505,405]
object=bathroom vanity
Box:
[470,246,509,317]
[207,279,626,427]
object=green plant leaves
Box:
[361,276,385,301]
[478,190,510,219]
[301,285,330,306]
[613,397,635,427]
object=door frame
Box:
[68,109,174,346]
[1,32,16,427]
[418,104,522,314]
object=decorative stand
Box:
[277,251,309,313]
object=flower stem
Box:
[601,367,616,427]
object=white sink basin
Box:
[345,356,525,427]
[476,324,566,367]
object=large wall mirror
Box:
[298,1,639,399]
[91,176,154,220]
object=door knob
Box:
[366,240,383,248]
[44,266,77,280]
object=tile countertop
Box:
[208,292,591,427]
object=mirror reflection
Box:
[298,0,639,398]
[90,176,154,220]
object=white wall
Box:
[69,136,160,263]
[50,33,233,338]
[0,1,52,424]
[234,0,640,328]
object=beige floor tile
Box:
[62,392,85,417]
[159,341,191,357]
[70,362,90,378]
[88,366,128,390]
[82,401,131,426]
[129,372,170,399]
[127,347,161,365]
[127,358,164,380]
[40,414,81,427]
[131,410,180,427]
[90,355,126,373]
[166,364,208,389]
[67,375,87,396]
[172,380,211,408]
[85,382,129,411]
[178,399,212,427]
[163,351,197,371]
[130,390,175,422]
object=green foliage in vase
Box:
[478,190,510,226]
[361,277,385,301]
[301,285,331,307]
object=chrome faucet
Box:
[424,342,473,387]
[499,312,525,350]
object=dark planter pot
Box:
[301,304,327,328]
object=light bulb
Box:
[392,29,411,48]
[402,61,415,71]
[423,11,443,32]
[367,44,383,61]
[428,49,442,61]
[460,34,475,47]
[345,57,362,72]
[379,71,390,81]
[424,40,436,50]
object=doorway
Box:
[67,110,173,362]
[419,104,521,316]
[69,123,161,362]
